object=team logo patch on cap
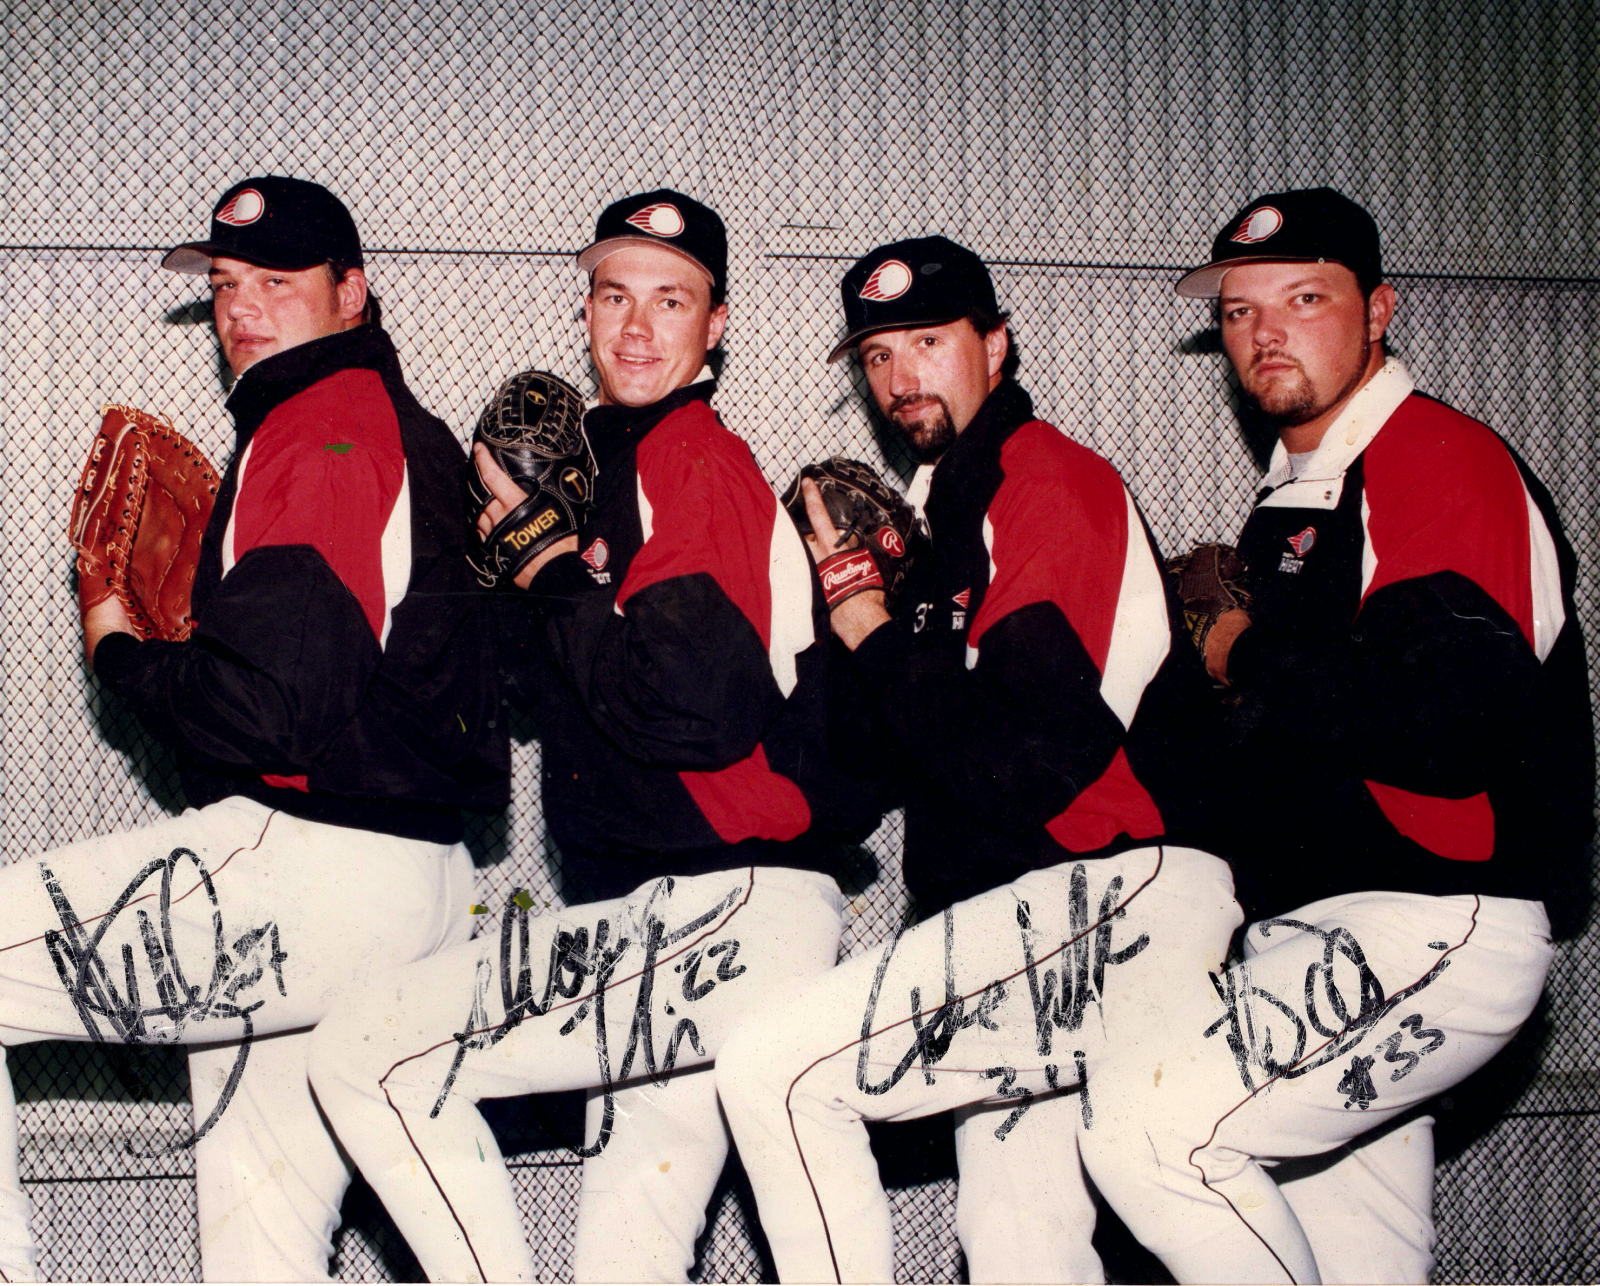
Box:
[1230,205,1284,245]
[581,538,610,570]
[624,203,685,238]
[860,259,913,301]
[216,189,265,226]
[1288,526,1316,556]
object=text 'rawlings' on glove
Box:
[782,456,924,610]
[69,405,220,642]
[1165,542,1252,656]
[465,369,594,587]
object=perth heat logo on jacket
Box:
[1230,205,1283,244]
[859,259,913,301]
[581,538,609,570]
[215,189,265,226]
[624,203,685,238]
[951,587,970,630]
[1288,527,1317,556]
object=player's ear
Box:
[984,323,1008,381]
[334,268,369,324]
[1366,283,1397,345]
[706,302,729,352]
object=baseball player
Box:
[1074,188,1594,1283]
[308,190,878,1283]
[712,236,1242,1284]
[0,176,507,1281]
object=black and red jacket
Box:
[1223,361,1593,918]
[95,325,509,843]
[848,380,1222,914]
[497,380,880,902]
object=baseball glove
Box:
[782,456,924,609]
[69,405,221,642]
[1165,542,1252,655]
[465,369,594,586]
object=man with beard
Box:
[714,236,1241,1283]
[1070,188,1592,1283]
[310,190,877,1283]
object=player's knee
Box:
[305,994,384,1102]
[713,1014,794,1116]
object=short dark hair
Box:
[966,307,1020,380]
[327,261,380,328]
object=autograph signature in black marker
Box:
[432,878,747,1157]
[39,847,288,1157]
[855,862,1148,1134]
[1203,918,1449,1099]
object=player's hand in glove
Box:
[1165,542,1252,684]
[783,457,922,649]
[782,457,923,610]
[473,448,579,589]
[466,370,592,589]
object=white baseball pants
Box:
[0,796,473,1282]
[308,865,847,1283]
[1079,890,1552,1284]
[714,845,1242,1284]
[1273,1107,1438,1283]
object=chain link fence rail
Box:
[3,0,1597,1279]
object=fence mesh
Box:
[2,0,1596,1280]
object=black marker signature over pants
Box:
[1077,889,1552,1284]
[715,845,1241,1284]
[308,865,845,1284]
[0,797,472,1283]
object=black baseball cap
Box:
[1175,187,1382,299]
[828,236,999,363]
[161,176,364,274]
[576,189,727,298]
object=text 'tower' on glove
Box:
[465,369,594,587]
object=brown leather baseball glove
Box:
[70,405,221,642]
[1164,542,1252,655]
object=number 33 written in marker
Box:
[1377,1013,1446,1081]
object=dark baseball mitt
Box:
[782,456,923,609]
[69,405,220,642]
[465,370,594,586]
[1165,542,1252,654]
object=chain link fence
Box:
[3,0,1596,1279]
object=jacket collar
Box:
[224,324,399,436]
[932,378,1035,478]
[582,376,716,471]
[1258,358,1416,491]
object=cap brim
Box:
[825,313,967,364]
[576,236,714,284]
[161,243,220,274]
[1175,255,1325,298]
[159,240,326,274]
